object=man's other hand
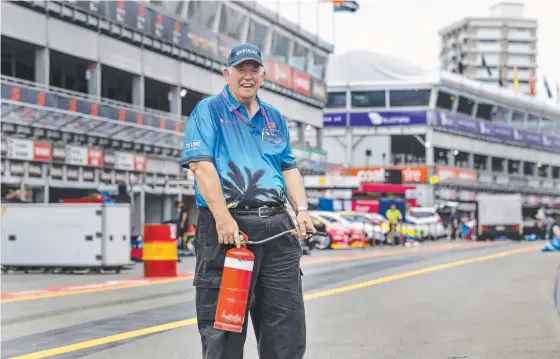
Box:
[296,211,316,239]
[215,212,241,248]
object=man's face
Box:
[223,61,264,102]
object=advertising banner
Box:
[349,111,428,127]
[66,145,89,166]
[291,69,311,96]
[7,138,33,161]
[311,79,326,102]
[351,199,379,213]
[344,166,428,184]
[266,61,292,89]
[435,167,477,182]
[32,141,52,162]
[323,112,347,127]
[65,145,104,167]
[114,152,147,172]
[6,139,52,162]
[436,112,479,135]
[543,135,560,151]
[436,111,560,151]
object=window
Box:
[218,5,246,41]
[527,114,539,129]
[246,20,268,50]
[290,42,309,72]
[1,37,36,82]
[187,1,218,29]
[351,91,385,108]
[476,102,494,120]
[389,89,431,107]
[511,110,525,127]
[270,31,291,63]
[326,92,346,108]
[457,96,474,115]
[436,90,455,110]
[309,51,327,80]
[492,106,509,122]
[540,117,553,131]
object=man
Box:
[175,200,189,239]
[180,43,315,359]
[385,203,403,244]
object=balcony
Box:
[1,75,187,135]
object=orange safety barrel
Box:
[142,224,177,277]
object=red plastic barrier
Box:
[142,224,177,277]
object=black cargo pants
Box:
[193,207,306,359]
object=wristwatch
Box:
[295,205,308,215]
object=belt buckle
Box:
[258,206,272,218]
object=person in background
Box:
[175,200,189,242]
[385,203,403,244]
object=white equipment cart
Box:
[1,203,131,273]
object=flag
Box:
[543,77,552,98]
[528,72,535,96]
[513,66,519,91]
[498,66,506,87]
[333,0,359,12]
[457,52,465,74]
[481,55,492,76]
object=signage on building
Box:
[435,167,477,182]
[351,199,379,213]
[66,146,104,167]
[342,166,428,184]
[303,175,360,188]
[323,111,428,127]
[6,139,52,162]
[349,111,428,127]
[291,69,311,96]
[114,152,147,172]
[7,138,34,161]
[436,111,560,153]
[311,80,326,102]
[266,61,292,89]
[323,112,347,127]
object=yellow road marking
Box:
[3,241,490,303]
[1,276,193,304]
[7,244,538,359]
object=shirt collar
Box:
[222,85,262,114]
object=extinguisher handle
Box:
[238,230,249,245]
[238,229,329,246]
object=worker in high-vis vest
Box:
[385,204,403,243]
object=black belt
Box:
[229,205,286,218]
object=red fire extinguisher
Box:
[214,231,254,333]
[214,229,327,332]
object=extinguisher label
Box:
[224,257,254,271]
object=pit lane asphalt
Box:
[2,241,559,359]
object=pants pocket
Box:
[195,280,221,322]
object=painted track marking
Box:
[7,245,538,359]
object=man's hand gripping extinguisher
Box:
[214,229,327,333]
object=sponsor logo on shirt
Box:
[184,141,201,151]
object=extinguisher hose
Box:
[241,229,328,245]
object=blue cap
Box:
[228,43,263,67]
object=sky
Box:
[256,0,560,105]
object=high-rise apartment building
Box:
[438,2,537,95]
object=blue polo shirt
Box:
[181,85,297,209]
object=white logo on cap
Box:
[236,49,259,57]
